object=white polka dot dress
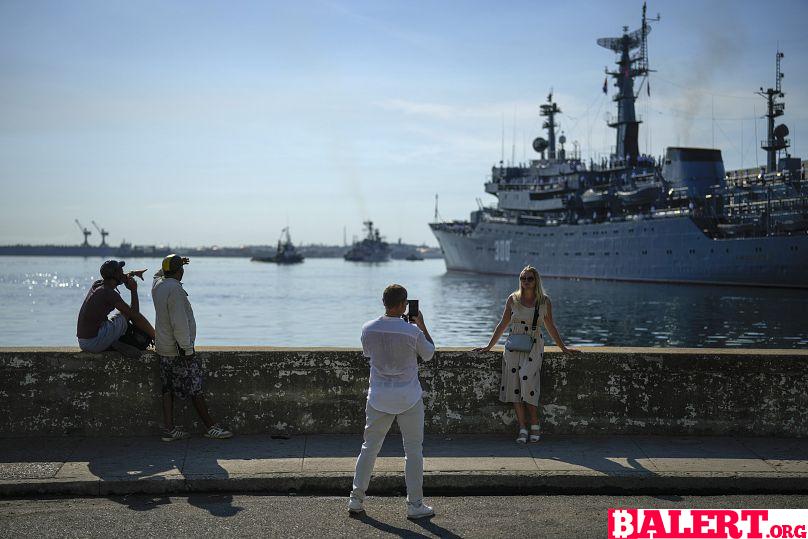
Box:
[499,294,546,406]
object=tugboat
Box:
[344,221,390,262]
[405,252,424,261]
[252,227,304,264]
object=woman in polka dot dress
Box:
[473,266,579,444]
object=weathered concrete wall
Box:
[1,347,807,437]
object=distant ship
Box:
[344,221,390,262]
[251,227,304,264]
[0,219,173,258]
[430,3,808,289]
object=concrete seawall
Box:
[1,347,807,437]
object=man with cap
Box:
[152,254,232,442]
[76,260,155,353]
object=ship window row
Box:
[560,252,621,256]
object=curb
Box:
[3,471,808,498]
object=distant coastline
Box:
[0,241,443,259]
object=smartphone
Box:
[407,299,419,322]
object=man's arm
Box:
[413,313,435,361]
[112,296,150,331]
[124,276,139,314]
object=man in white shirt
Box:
[348,284,436,520]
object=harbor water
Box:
[0,256,806,348]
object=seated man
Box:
[76,260,155,353]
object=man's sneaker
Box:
[347,497,365,517]
[204,424,233,439]
[406,502,435,520]
[161,427,190,442]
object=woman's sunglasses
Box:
[520,276,535,282]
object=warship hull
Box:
[431,217,808,288]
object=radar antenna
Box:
[597,2,659,165]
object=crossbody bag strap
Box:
[530,300,541,332]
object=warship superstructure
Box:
[430,4,808,288]
[344,221,391,262]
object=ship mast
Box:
[539,91,561,160]
[757,49,789,173]
[597,2,659,166]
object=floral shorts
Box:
[159,355,203,400]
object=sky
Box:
[1,0,806,248]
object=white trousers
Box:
[350,399,425,505]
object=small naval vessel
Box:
[252,227,304,264]
[344,221,391,262]
[430,3,808,288]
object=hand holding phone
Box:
[406,299,419,323]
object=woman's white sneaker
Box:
[529,424,541,443]
[407,502,435,520]
[205,424,233,439]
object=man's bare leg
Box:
[162,392,174,430]
[192,395,215,429]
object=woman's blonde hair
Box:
[514,265,547,306]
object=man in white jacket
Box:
[152,254,232,441]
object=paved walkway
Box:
[1,434,806,496]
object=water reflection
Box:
[0,256,806,348]
[431,271,808,348]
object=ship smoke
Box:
[674,18,742,146]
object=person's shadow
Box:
[75,435,243,517]
[354,513,462,539]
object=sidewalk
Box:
[1,434,806,497]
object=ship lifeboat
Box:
[617,183,661,206]
[581,189,609,208]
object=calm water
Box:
[0,256,806,348]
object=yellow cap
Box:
[162,254,185,273]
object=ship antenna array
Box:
[637,2,660,78]
[756,49,788,172]
[74,219,92,247]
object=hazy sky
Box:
[1,0,806,247]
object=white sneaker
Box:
[204,424,233,439]
[161,427,190,442]
[347,497,365,517]
[529,425,541,443]
[407,502,435,520]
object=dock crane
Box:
[74,219,92,247]
[91,221,109,247]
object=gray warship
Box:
[430,4,808,288]
[344,221,391,262]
